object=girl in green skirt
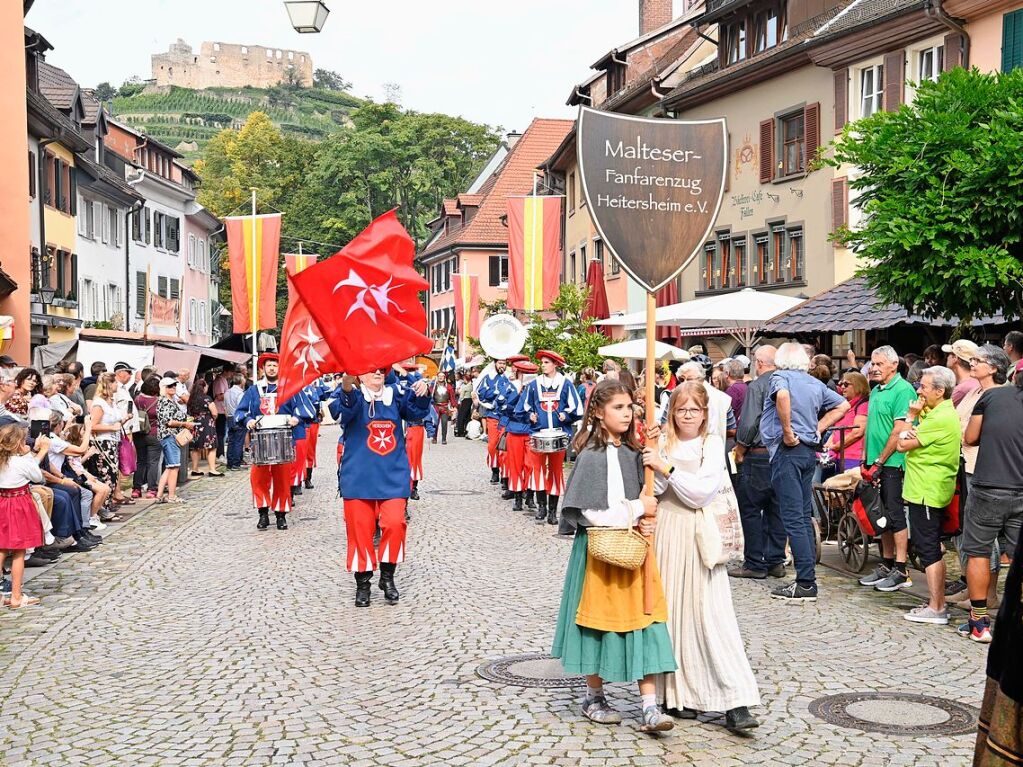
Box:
[551,378,676,733]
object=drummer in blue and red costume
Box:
[501,360,537,512]
[514,350,583,526]
[329,366,430,607]
[234,353,316,531]
[475,359,514,485]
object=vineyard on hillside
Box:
[112,85,364,160]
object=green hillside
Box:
[111,85,365,160]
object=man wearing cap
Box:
[502,360,537,512]
[495,355,529,499]
[329,367,430,607]
[476,359,514,484]
[234,354,302,531]
[112,362,139,436]
[515,350,583,526]
[0,355,16,370]
[943,339,981,406]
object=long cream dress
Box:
[653,434,761,712]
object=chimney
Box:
[639,0,673,35]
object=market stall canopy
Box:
[598,338,691,361]
[595,288,805,329]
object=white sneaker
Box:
[89,517,107,531]
[44,531,55,546]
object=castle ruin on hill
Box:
[152,39,313,90]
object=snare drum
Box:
[530,428,570,454]
[251,426,295,466]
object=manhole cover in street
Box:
[476,653,585,689]
[430,489,483,496]
[809,692,978,736]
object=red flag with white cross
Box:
[288,210,432,376]
[275,294,342,404]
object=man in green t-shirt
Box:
[896,366,961,625]
[859,345,918,593]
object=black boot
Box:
[304,468,314,489]
[524,490,536,510]
[490,468,500,484]
[293,482,303,497]
[512,492,524,511]
[534,492,548,522]
[378,562,400,605]
[725,706,759,733]
[547,494,559,525]
[409,481,420,501]
[256,508,270,530]
[275,511,288,530]
[500,478,514,500]
[354,571,372,607]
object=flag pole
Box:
[143,263,152,340]
[250,188,258,384]
[643,289,656,615]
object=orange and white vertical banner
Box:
[284,251,319,310]
[506,196,562,312]
[453,273,480,356]
[226,213,282,333]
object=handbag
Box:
[175,428,194,447]
[694,436,745,569]
[852,479,889,536]
[586,527,649,570]
[118,426,138,475]
[942,455,968,537]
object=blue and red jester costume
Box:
[393,364,426,502]
[234,353,316,531]
[514,349,583,527]
[328,367,430,607]
[501,360,538,512]
[475,361,516,484]
[285,383,322,503]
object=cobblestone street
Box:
[0,427,990,766]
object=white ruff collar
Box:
[538,372,564,388]
[360,384,394,406]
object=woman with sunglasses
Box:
[329,366,430,607]
[824,372,870,471]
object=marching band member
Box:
[286,385,320,503]
[475,359,513,484]
[503,360,537,511]
[301,378,331,490]
[398,363,426,501]
[234,354,299,531]
[515,350,583,526]
[329,367,430,607]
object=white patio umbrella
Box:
[596,288,805,354]
[598,338,691,361]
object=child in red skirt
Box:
[0,423,49,608]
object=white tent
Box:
[598,338,690,361]
[595,288,805,353]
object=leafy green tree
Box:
[118,77,144,98]
[521,284,613,372]
[313,69,352,92]
[94,82,115,101]
[828,68,1023,322]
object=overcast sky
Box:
[24,0,685,132]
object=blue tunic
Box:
[497,384,532,436]
[477,371,516,422]
[515,373,583,434]
[233,380,317,441]
[328,383,430,500]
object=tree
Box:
[282,66,305,89]
[267,85,296,108]
[313,68,352,92]
[521,284,613,372]
[828,68,1023,322]
[118,76,144,98]
[94,82,115,102]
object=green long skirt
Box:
[551,529,678,683]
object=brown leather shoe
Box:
[727,566,767,579]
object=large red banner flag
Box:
[276,295,342,404]
[226,213,282,333]
[507,196,562,312]
[289,210,432,376]
[453,273,480,349]
[284,252,319,310]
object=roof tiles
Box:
[37,60,79,110]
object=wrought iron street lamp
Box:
[284,1,330,33]
[38,286,56,305]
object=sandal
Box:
[165,496,185,504]
[115,498,136,506]
[207,472,225,478]
[7,594,41,609]
[638,705,674,733]
[581,694,623,725]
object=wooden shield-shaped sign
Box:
[577,107,727,293]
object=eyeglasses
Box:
[372,368,387,375]
[836,381,851,388]
[968,357,991,367]
[674,407,703,417]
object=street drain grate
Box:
[430,489,483,496]
[809,692,978,736]
[476,653,585,689]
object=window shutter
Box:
[69,166,77,215]
[1002,10,1023,72]
[158,275,168,298]
[62,162,71,212]
[944,32,963,71]
[45,154,55,204]
[145,208,152,245]
[804,102,821,166]
[883,52,905,111]
[759,118,775,184]
[170,278,180,300]
[28,151,36,198]
[136,271,147,317]
[101,205,110,243]
[489,255,500,287]
[77,199,88,236]
[71,253,78,299]
[832,177,848,238]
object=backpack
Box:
[852,480,890,537]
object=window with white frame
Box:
[82,278,93,320]
[198,239,207,272]
[109,207,119,248]
[917,45,944,84]
[189,299,197,332]
[188,234,196,267]
[200,301,207,334]
[859,64,884,117]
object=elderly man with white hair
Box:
[760,343,849,602]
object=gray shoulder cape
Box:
[561,445,644,527]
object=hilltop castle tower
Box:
[152,39,313,89]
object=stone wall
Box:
[152,39,313,89]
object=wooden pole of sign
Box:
[642,290,656,615]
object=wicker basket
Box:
[586,527,649,571]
